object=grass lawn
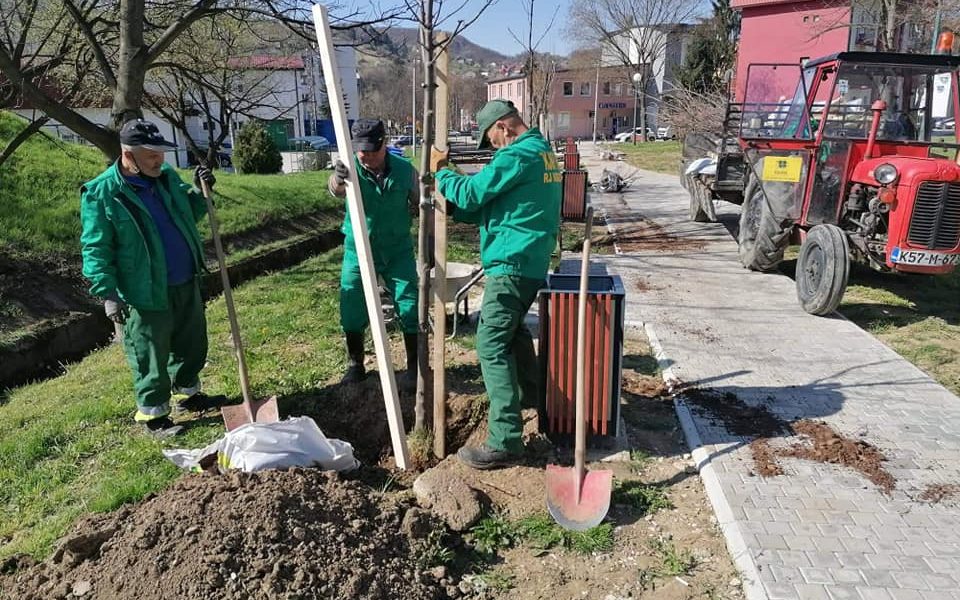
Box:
[0,248,365,560]
[841,268,960,395]
[611,140,681,175]
[0,111,340,262]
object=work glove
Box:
[194,165,216,190]
[104,292,129,325]
[333,160,349,186]
[430,147,449,172]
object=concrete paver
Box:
[578,143,960,600]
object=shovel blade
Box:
[221,395,280,431]
[545,463,613,531]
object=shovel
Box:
[546,205,613,531]
[199,178,279,431]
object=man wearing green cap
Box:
[435,99,561,469]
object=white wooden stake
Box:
[312,4,409,470]
[432,33,450,458]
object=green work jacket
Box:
[80,161,207,311]
[435,127,561,279]
[336,153,417,256]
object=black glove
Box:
[333,160,349,186]
[104,292,129,324]
[194,165,216,189]
[445,200,457,216]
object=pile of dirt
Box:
[684,388,897,493]
[781,420,894,493]
[1,469,444,600]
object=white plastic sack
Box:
[163,416,359,473]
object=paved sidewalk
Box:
[579,143,960,600]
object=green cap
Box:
[476,99,519,149]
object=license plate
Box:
[890,247,960,267]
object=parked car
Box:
[288,136,332,150]
[656,126,677,140]
[614,127,656,142]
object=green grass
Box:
[838,266,960,396]
[612,140,681,175]
[468,512,615,557]
[612,481,673,515]
[648,537,699,576]
[0,249,355,560]
[780,244,960,396]
[0,111,340,261]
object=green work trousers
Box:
[340,244,418,334]
[477,275,542,454]
[122,279,208,422]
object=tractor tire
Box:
[737,178,791,271]
[795,224,850,316]
[689,178,718,223]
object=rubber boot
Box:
[398,333,419,391]
[341,332,366,384]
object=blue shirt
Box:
[123,174,195,285]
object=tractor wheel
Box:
[689,178,718,223]
[737,179,791,271]
[795,224,850,316]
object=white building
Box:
[604,24,693,128]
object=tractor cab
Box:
[728,52,960,313]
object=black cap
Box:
[119,119,176,150]
[351,119,385,151]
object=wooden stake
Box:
[312,5,409,470]
[432,33,450,458]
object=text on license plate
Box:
[890,247,960,267]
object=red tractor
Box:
[682,51,960,315]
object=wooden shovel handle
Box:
[574,205,594,500]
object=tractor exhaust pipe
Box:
[865,99,887,159]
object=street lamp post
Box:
[631,72,642,146]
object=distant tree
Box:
[677,0,738,95]
[508,0,561,125]
[232,122,281,174]
[0,0,399,159]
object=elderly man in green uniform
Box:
[80,119,225,437]
[436,100,561,469]
[329,118,419,388]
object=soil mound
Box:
[1,469,442,600]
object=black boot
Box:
[398,333,419,391]
[341,332,366,384]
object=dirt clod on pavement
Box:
[919,483,960,504]
[782,420,895,493]
[685,388,896,492]
[1,469,443,600]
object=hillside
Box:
[374,27,513,66]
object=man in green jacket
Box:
[329,119,419,389]
[80,119,224,437]
[436,100,561,469]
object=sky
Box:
[449,0,579,58]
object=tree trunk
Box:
[415,2,436,433]
[112,0,148,130]
[0,49,118,157]
[0,116,49,166]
